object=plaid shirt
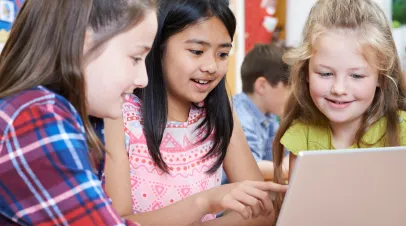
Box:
[0,86,138,226]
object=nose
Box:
[200,54,218,74]
[331,75,347,95]
[134,63,149,89]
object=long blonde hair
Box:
[272,0,406,215]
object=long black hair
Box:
[135,0,236,174]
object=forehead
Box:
[119,10,157,44]
[170,17,231,44]
[311,32,377,69]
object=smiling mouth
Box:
[326,98,354,104]
[192,79,211,85]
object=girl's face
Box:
[162,17,232,106]
[84,10,157,119]
[308,31,379,127]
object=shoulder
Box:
[281,120,329,154]
[232,93,251,110]
[0,86,83,136]
[232,93,255,125]
[280,120,309,155]
[283,120,310,136]
[0,86,77,113]
[232,93,245,103]
[362,111,406,146]
[0,87,89,169]
[398,110,406,123]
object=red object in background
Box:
[245,0,273,53]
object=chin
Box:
[326,114,362,125]
[328,118,351,125]
[91,108,122,120]
[188,94,208,104]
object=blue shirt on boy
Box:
[222,92,279,184]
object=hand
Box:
[202,180,288,220]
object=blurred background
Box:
[227,0,405,94]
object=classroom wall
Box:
[285,0,392,47]
[227,0,246,95]
[228,0,281,95]
[0,0,24,51]
[226,0,238,95]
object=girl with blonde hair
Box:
[272,0,406,215]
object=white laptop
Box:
[276,147,406,226]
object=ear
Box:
[253,76,268,95]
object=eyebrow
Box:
[348,67,365,71]
[137,44,151,49]
[318,64,333,70]
[318,64,365,71]
[184,39,232,48]
[134,45,151,53]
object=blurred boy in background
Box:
[223,43,290,183]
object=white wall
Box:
[235,0,245,93]
[285,0,392,47]
[285,0,317,47]
[374,0,392,22]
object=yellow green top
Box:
[281,111,406,155]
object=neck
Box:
[167,93,190,122]
[329,117,362,149]
[247,93,268,115]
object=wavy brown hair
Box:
[272,0,406,216]
[0,0,155,162]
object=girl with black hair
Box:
[104,0,287,225]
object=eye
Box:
[189,50,204,55]
[131,56,142,65]
[351,74,364,79]
[218,52,229,59]
[318,72,333,77]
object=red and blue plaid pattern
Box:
[0,86,138,226]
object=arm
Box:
[0,102,137,226]
[104,117,133,216]
[213,112,282,226]
[103,118,210,224]
[258,160,275,181]
[104,115,287,226]
[103,117,215,225]
[124,181,287,226]
[259,155,290,181]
